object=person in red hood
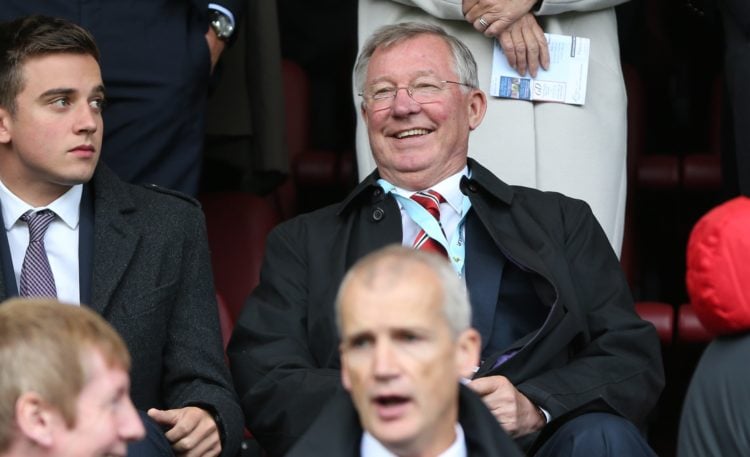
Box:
[678,196,750,457]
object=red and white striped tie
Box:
[410,190,448,257]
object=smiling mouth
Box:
[394,128,431,139]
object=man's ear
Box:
[0,106,13,144]
[467,89,487,131]
[340,345,353,392]
[360,102,370,128]
[15,392,59,448]
[455,328,481,379]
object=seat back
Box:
[200,192,281,323]
[216,293,234,349]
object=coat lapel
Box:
[87,167,139,315]
[78,183,94,306]
[464,161,565,363]
[465,212,504,352]
[465,162,558,310]
[0,201,16,299]
[286,390,363,456]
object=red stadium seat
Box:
[200,192,281,324]
[677,303,714,343]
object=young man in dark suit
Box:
[0,16,242,456]
[229,22,664,457]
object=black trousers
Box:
[533,413,656,457]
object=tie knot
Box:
[411,190,445,219]
[21,210,56,242]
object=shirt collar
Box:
[0,179,82,231]
[361,424,466,457]
[387,166,469,215]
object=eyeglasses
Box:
[359,80,473,111]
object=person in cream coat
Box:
[355,0,629,256]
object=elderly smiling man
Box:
[229,22,664,457]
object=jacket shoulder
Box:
[469,158,590,214]
[511,185,589,207]
[138,184,201,208]
[272,201,345,234]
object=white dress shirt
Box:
[388,167,468,249]
[0,179,82,305]
[361,424,467,457]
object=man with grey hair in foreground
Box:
[288,246,523,456]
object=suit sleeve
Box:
[163,207,244,457]
[227,223,343,457]
[515,198,664,427]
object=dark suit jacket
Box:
[0,0,245,195]
[286,385,524,457]
[227,159,665,456]
[719,0,750,195]
[0,165,243,457]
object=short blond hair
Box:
[335,245,472,337]
[0,298,130,451]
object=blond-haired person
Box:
[0,298,144,457]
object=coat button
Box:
[468,183,478,192]
[372,188,383,198]
[372,207,384,221]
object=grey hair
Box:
[335,245,472,338]
[353,22,479,95]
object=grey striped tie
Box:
[19,210,57,297]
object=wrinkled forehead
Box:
[366,34,457,83]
